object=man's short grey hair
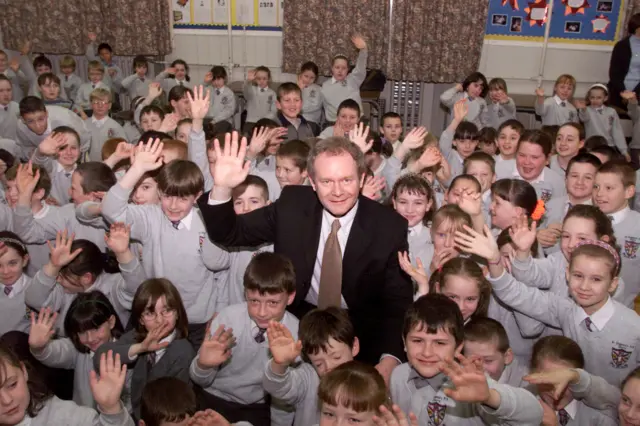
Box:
[306,137,367,181]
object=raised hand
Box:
[28,308,58,350]
[455,83,463,92]
[539,399,560,426]
[112,141,134,161]
[417,146,442,169]
[16,162,40,200]
[247,126,273,159]
[349,122,373,153]
[9,57,20,73]
[20,40,32,57]
[509,214,538,253]
[210,132,251,190]
[38,132,68,156]
[429,247,458,274]
[147,82,163,100]
[90,350,127,415]
[131,138,164,173]
[457,190,482,217]
[104,222,131,255]
[187,85,211,121]
[536,224,561,248]
[440,354,491,404]
[362,175,386,201]
[333,122,346,137]
[398,251,429,294]
[454,225,500,262]
[535,87,545,97]
[164,67,177,75]
[187,409,232,426]
[108,68,117,77]
[351,34,367,50]
[197,324,235,369]
[138,320,173,354]
[453,99,469,121]
[524,368,579,401]
[621,91,637,102]
[247,69,256,81]
[47,230,83,268]
[204,72,213,85]
[573,99,586,110]
[159,113,180,133]
[373,405,419,426]
[267,321,302,366]
[402,127,428,150]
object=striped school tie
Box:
[557,408,569,426]
[584,317,594,332]
[171,221,180,230]
[254,327,267,343]
[3,286,12,296]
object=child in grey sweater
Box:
[441,72,490,130]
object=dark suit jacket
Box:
[608,36,640,109]
[197,185,413,364]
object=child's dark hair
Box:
[19,96,46,116]
[391,174,435,225]
[0,231,28,257]
[449,174,482,194]
[428,258,491,320]
[380,112,402,127]
[0,149,15,171]
[530,335,584,371]
[464,317,510,353]
[454,121,479,141]
[463,151,496,175]
[155,159,204,197]
[590,145,625,163]
[132,55,148,71]
[140,105,166,121]
[597,160,636,187]
[37,72,60,88]
[254,118,279,131]
[170,59,190,81]
[141,377,197,426]
[462,72,488,98]
[559,122,586,141]
[299,307,356,357]
[496,227,539,258]
[75,162,117,194]
[276,139,311,170]
[65,291,124,353]
[478,127,497,145]
[210,65,227,80]
[498,118,525,136]
[518,129,553,157]
[331,54,350,66]
[168,85,193,105]
[231,174,269,201]
[300,61,319,77]
[131,278,189,340]
[52,125,81,149]
[488,77,507,93]
[277,82,302,101]
[584,135,609,150]
[0,74,11,86]
[403,293,465,345]
[97,43,113,53]
[59,239,119,282]
[254,66,271,80]
[337,99,361,117]
[317,360,389,413]
[32,55,52,71]
[566,152,602,175]
[243,252,296,295]
[138,130,173,143]
[0,343,52,417]
[540,125,560,145]
[366,131,393,157]
[491,179,538,217]
[6,163,52,198]
[564,204,618,248]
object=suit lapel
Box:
[302,199,323,278]
[342,198,373,298]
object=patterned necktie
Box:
[2,106,7,111]
[598,108,604,115]
[561,101,567,107]
[65,75,68,82]
[92,84,95,89]
[147,352,156,372]
[140,77,145,82]
[216,89,221,96]
[179,81,184,86]
[4,286,12,296]
[318,219,343,309]
[557,408,569,426]
[608,215,614,222]
[254,327,267,343]
[584,317,594,332]
[64,172,71,178]
[260,88,265,92]
[171,221,180,230]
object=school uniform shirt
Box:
[206,85,236,125]
[250,155,282,203]
[495,160,567,202]
[2,64,30,102]
[29,80,69,100]
[58,73,84,101]
[154,71,193,95]
[488,270,640,387]
[86,115,127,161]
[548,155,567,177]
[499,356,529,388]
[610,207,640,307]
[31,152,75,205]
[390,364,543,425]
[301,83,323,124]
[275,113,319,141]
[243,82,277,124]
[568,368,622,421]
[0,101,19,140]
[85,43,123,94]
[102,184,230,323]
[549,397,618,426]
[75,81,111,110]
[15,105,91,159]
[540,196,592,255]
[190,302,300,406]
[263,361,320,426]
[440,88,489,130]
[408,223,434,269]
[438,128,465,185]
[21,396,133,426]
[0,274,33,335]
[120,73,151,99]
[579,106,628,155]
[123,121,141,144]
[635,170,640,213]
[321,49,368,122]
[487,98,517,129]
[535,95,579,126]
[96,329,194,420]
[188,128,214,192]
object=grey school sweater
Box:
[440,88,489,130]
[0,101,19,140]
[612,208,640,307]
[85,43,123,94]
[535,96,579,126]
[390,363,543,425]
[498,356,529,389]
[102,183,229,323]
[495,160,567,202]
[190,302,299,405]
[488,270,640,387]
[154,71,194,95]
[321,49,368,122]
[206,85,236,125]
[31,152,75,205]
[263,361,319,426]
[0,274,33,335]
[243,82,277,123]
[438,128,465,185]
[579,106,628,155]
[58,73,84,102]
[120,74,151,100]
[188,128,214,192]
[85,116,127,161]
[301,84,323,124]
[2,62,30,102]
[487,98,517,129]
[25,396,133,426]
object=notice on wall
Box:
[173,0,284,29]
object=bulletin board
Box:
[485,0,626,44]
[172,0,283,31]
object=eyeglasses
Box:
[91,101,110,106]
[142,308,175,321]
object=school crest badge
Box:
[624,237,640,259]
[310,90,316,98]
[221,96,229,105]
[427,401,446,425]
[107,128,115,138]
[609,115,615,126]
[612,346,632,368]
[497,109,504,118]
[198,232,206,254]
[341,81,347,87]
[540,189,552,202]
[569,112,576,121]
[24,306,33,320]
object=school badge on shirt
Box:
[309,90,316,98]
[427,401,446,426]
[611,342,633,369]
[107,128,115,138]
[198,232,206,254]
[221,96,229,105]
[267,95,273,111]
[624,237,640,259]
[539,189,552,202]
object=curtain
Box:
[388,0,489,82]
[0,0,171,56]
[282,0,390,76]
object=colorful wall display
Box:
[485,0,626,44]
[172,0,284,30]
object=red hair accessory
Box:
[531,199,545,221]
[438,266,443,273]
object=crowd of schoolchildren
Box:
[2,29,640,426]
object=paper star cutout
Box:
[502,0,519,10]
[592,14,611,33]
[562,0,590,16]
[525,0,548,27]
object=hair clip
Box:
[0,237,27,252]
[573,239,621,270]
[531,199,545,221]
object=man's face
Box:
[309,152,364,217]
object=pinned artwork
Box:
[502,0,520,9]
[592,14,611,32]
[561,0,590,15]
[525,0,549,26]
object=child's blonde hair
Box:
[488,78,508,92]
[317,360,389,414]
[431,204,472,234]
[59,56,76,71]
[555,74,576,91]
[87,60,105,73]
[90,88,111,103]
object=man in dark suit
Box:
[197,132,413,383]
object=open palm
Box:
[508,215,538,253]
[267,322,301,365]
[211,132,251,189]
[28,308,57,350]
[198,325,234,368]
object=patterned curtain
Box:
[0,0,171,56]
[388,0,489,82]
[282,0,390,76]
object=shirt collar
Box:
[512,164,545,184]
[156,330,176,359]
[91,115,108,126]
[409,222,425,237]
[575,296,615,331]
[482,190,491,204]
[322,201,359,231]
[215,86,225,95]
[55,161,76,175]
[407,368,448,390]
[170,208,195,230]
[554,95,567,105]
[33,202,50,220]
[373,157,387,175]
[609,206,631,225]
[561,398,578,419]
[2,274,28,299]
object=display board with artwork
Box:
[172,0,283,30]
[485,0,625,44]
